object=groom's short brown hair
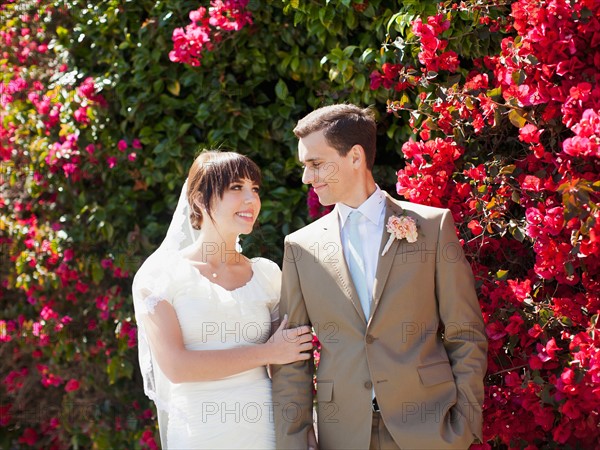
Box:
[293,104,377,170]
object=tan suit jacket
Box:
[272,193,487,449]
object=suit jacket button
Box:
[366,334,375,344]
[364,381,373,389]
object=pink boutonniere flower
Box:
[381,214,418,256]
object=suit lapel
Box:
[318,207,367,323]
[370,194,404,322]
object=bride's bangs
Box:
[220,154,262,188]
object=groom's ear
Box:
[350,144,366,168]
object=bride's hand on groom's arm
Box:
[266,314,313,365]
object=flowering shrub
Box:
[1,1,154,448]
[169,0,252,66]
[371,0,600,447]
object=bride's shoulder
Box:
[250,257,281,300]
[250,257,281,276]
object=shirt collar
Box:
[337,185,386,228]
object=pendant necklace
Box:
[210,263,224,279]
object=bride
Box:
[132,151,314,449]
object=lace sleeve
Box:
[132,255,176,315]
[132,252,185,448]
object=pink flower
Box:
[117,140,128,151]
[519,123,543,144]
[189,6,207,22]
[40,306,58,321]
[468,219,484,235]
[505,312,524,335]
[132,138,142,149]
[73,107,89,124]
[18,428,38,446]
[0,404,11,426]
[65,379,80,392]
[553,420,572,444]
[107,156,118,168]
[140,428,159,450]
[63,248,74,262]
[521,175,542,192]
[381,214,418,256]
[62,163,78,178]
[76,77,96,98]
[485,321,507,340]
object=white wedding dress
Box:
[132,180,279,449]
[134,253,280,449]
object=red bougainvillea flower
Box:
[18,428,38,446]
[169,1,252,67]
[140,428,159,450]
[64,378,80,392]
[209,0,252,31]
[307,186,332,219]
[396,137,464,207]
[519,123,543,144]
[563,109,600,158]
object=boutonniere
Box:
[381,214,419,256]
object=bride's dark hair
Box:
[186,150,262,229]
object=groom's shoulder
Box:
[385,192,448,221]
[285,210,334,244]
[398,200,447,219]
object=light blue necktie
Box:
[346,211,370,320]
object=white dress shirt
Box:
[338,186,386,317]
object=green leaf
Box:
[540,385,556,406]
[91,261,104,283]
[386,12,403,33]
[153,79,164,93]
[275,79,289,100]
[509,225,526,243]
[496,269,509,280]
[508,109,527,128]
[487,87,502,97]
[354,73,366,91]
[342,45,358,57]
[56,26,69,40]
[107,357,120,385]
[533,376,544,385]
[167,80,180,97]
[499,164,516,175]
[360,48,375,64]
[178,123,191,137]
[345,11,357,29]
[511,70,525,85]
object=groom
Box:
[271,104,487,449]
